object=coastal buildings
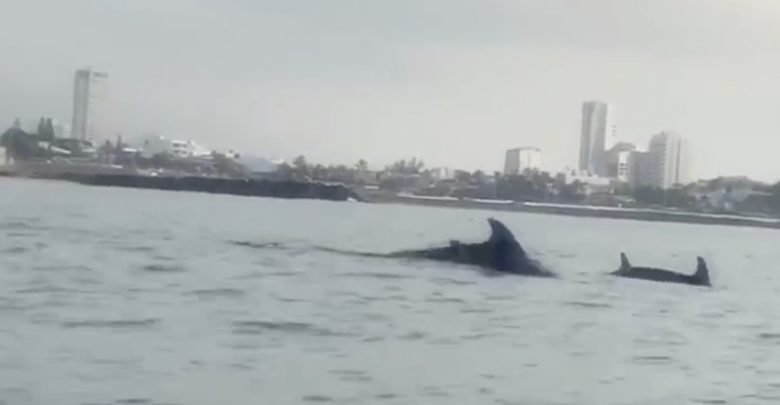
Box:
[504,147,542,175]
[71,68,109,142]
[627,132,690,189]
[141,135,212,158]
[0,146,9,166]
[579,101,616,176]
[647,131,690,189]
[429,167,456,180]
[605,142,637,183]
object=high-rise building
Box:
[504,147,542,175]
[71,67,109,142]
[605,142,636,183]
[646,131,690,189]
[579,101,616,176]
[629,150,654,188]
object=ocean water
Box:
[2,178,780,405]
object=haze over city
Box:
[2,0,779,181]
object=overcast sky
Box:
[1,0,779,181]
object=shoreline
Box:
[0,168,364,203]
[3,166,779,230]
[367,193,780,230]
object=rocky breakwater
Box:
[68,173,366,202]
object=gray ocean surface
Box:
[2,178,780,405]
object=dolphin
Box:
[610,253,711,287]
[321,218,556,277]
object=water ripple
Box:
[61,318,160,330]
[2,246,28,254]
[337,272,414,280]
[562,301,613,309]
[232,320,352,337]
[115,398,152,404]
[630,355,675,364]
[186,288,245,298]
[302,395,334,403]
[141,263,187,273]
[758,333,780,340]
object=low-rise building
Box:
[504,147,542,175]
[605,142,636,183]
[0,146,10,166]
[429,167,455,181]
[142,136,212,158]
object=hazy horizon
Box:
[2,0,779,182]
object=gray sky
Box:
[2,0,779,181]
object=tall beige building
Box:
[579,101,616,176]
[71,67,109,142]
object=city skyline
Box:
[1,1,780,181]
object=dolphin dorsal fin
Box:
[487,218,525,256]
[620,252,631,270]
[694,256,711,285]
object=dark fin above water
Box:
[694,256,711,286]
[487,218,526,257]
[619,252,631,271]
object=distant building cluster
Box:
[578,100,690,190]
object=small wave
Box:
[114,245,157,253]
[264,271,303,278]
[362,312,392,322]
[758,333,780,340]
[61,318,159,330]
[426,297,467,304]
[563,301,613,309]
[634,337,688,346]
[397,331,427,340]
[230,240,287,250]
[427,337,458,345]
[459,333,494,341]
[32,264,92,273]
[431,278,476,286]
[232,320,350,337]
[115,399,152,404]
[631,355,674,364]
[329,369,372,383]
[692,400,728,404]
[274,296,306,303]
[421,386,450,398]
[483,295,515,302]
[460,308,492,314]
[16,286,80,294]
[141,263,187,273]
[329,369,367,376]
[302,395,334,403]
[338,272,413,280]
[740,394,780,401]
[375,393,400,400]
[2,246,28,254]
[0,218,41,230]
[186,288,245,298]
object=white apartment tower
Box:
[647,131,690,189]
[71,67,109,141]
[504,147,542,175]
[579,101,616,177]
